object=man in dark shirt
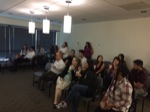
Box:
[131,59,148,97]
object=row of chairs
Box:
[32,61,150,112]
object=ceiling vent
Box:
[119,2,150,11]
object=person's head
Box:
[133,59,143,70]
[78,50,85,58]
[22,44,27,50]
[112,57,120,67]
[118,53,125,62]
[54,45,59,53]
[55,51,63,61]
[30,46,35,52]
[83,60,94,72]
[62,42,68,48]
[70,49,75,57]
[72,57,81,68]
[115,64,129,79]
[96,55,103,63]
[85,42,92,49]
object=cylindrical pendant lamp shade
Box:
[43,19,50,34]
[28,21,35,34]
[63,15,72,33]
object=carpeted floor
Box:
[0,69,150,112]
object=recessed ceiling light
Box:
[141,10,147,13]
[20,9,43,15]
[82,18,86,21]
[54,0,85,6]
[34,3,60,11]
[8,12,13,15]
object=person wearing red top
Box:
[84,42,93,60]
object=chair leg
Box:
[134,99,137,112]
[141,98,145,112]
[87,101,91,112]
[49,83,52,97]
[33,75,35,86]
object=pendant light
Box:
[63,0,72,33]
[28,11,35,34]
[43,6,50,34]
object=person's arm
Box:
[134,81,144,89]
[54,61,66,71]
[96,63,105,75]
[60,47,68,54]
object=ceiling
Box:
[0,0,150,24]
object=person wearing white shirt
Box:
[38,51,66,90]
[13,46,35,71]
[24,49,35,60]
[59,42,69,60]
[78,50,87,69]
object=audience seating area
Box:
[0,42,150,112]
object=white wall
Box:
[60,17,150,70]
[0,16,60,30]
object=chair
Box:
[83,76,103,112]
[32,62,51,86]
[132,75,150,112]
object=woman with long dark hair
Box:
[53,57,81,107]
[103,57,120,91]
[95,65,133,112]
[84,42,93,59]
[94,55,105,77]
[55,60,98,112]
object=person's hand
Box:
[78,66,82,72]
[100,101,105,109]
[60,77,64,81]
[75,71,81,77]
[134,82,138,89]
[105,102,114,110]
[109,64,112,69]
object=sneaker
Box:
[56,101,67,109]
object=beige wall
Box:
[0,16,60,30]
[60,17,150,70]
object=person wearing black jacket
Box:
[56,60,98,112]
[53,57,81,108]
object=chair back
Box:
[148,75,150,94]
[45,62,51,71]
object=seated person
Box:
[78,49,87,69]
[16,44,28,59]
[95,65,133,112]
[13,46,35,71]
[34,45,45,66]
[131,59,148,98]
[38,51,66,90]
[53,57,81,108]
[24,46,36,62]
[118,53,128,69]
[56,60,98,112]
[103,57,120,91]
[64,49,76,66]
[94,55,105,77]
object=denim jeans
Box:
[65,84,88,112]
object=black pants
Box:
[95,106,120,112]
[13,57,30,71]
